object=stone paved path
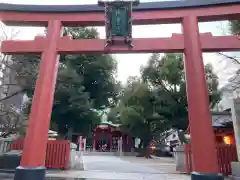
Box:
[46,154,191,180]
[83,155,159,173]
[0,154,191,180]
[120,156,178,173]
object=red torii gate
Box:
[0,1,240,180]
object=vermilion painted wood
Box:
[10,139,24,150]
[185,144,238,176]
[1,37,47,54]
[183,16,219,173]
[11,140,70,169]
[0,4,240,26]
[1,1,239,175]
[19,20,62,168]
[184,144,192,174]
[1,34,240,54]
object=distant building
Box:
[164,130,180,147]
[162,111,233,147]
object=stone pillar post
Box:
[231,97,240,180]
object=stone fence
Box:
[0,138,12,154]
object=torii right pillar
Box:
[182,16,223,180]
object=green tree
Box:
[230,20,240,35]
[141,53,221,133]
[108,53,221,148]
[108,77,168,154]
[61,28,119,109]
[21,27,120,138]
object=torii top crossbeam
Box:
[0,0,240,54]
[0,0,240,26]
[1,1,240,180]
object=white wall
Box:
[218,91,233,111]
[217,74,240,111]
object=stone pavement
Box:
[0,154,191,180]
[46,154,191,180]
[120,156,178,173]
[0,154,231,180]
[82,155,158,173]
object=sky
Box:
[0,0,239,86]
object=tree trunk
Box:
[143,139,151,158]
[66,127,73,141]
[138,139,143,148]
[136,138,152,158]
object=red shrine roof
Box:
[94,121,120,132]
[212,111,232,128]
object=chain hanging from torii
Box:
[98,0,139,48]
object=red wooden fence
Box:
[11,139,70,170]
[216,144,237,176]
[184,144,237,176]
[11,140,24,150]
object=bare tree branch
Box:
[217,52,240,65]
[0,84,19,88]
[0,89,25,102]
[0,22,20,41]
[0,23,29,137]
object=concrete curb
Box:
[0,169,15,174]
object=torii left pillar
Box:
[14,20,62,180]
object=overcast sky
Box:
[0,0,238,86]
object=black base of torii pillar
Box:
[191,172,223,180]
[14,167,45,180]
